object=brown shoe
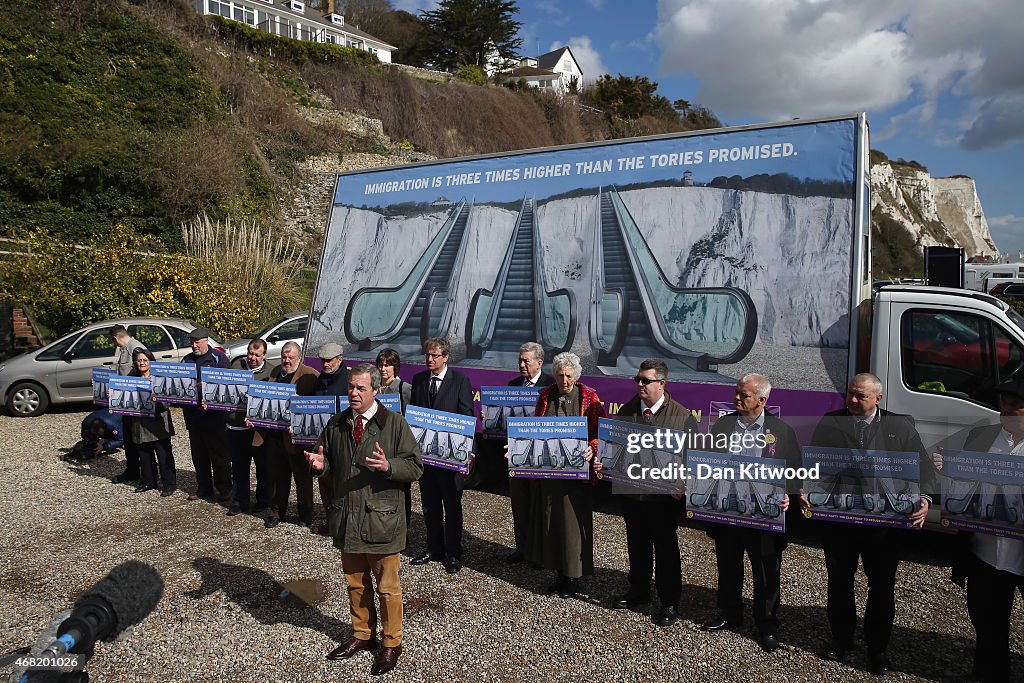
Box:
[371,645,402,675]
[326,636,379,660]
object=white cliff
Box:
[870,160,997,258]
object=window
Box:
[167,325,194,349]
[289,0,304,11]
[270,317,307,342]
[128,325,174,352]
[70,327,116,360]
[37,334,79,361]
[901,309,1024,410]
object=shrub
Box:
[455,65,487,85]
[0,225,261,340]
[180,214,309,327]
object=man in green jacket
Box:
[305,362,423,676]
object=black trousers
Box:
[187,424,230,497]
[967,554,1024,683]
[622,498,681,607]
[269,437,314,524]
[712,525,784,635]
[420,465,463,558]
[138,439,175,490]
[823,524,899,653]
[509,476,536,554]
[121,417,139,478]
[226,428,272,510]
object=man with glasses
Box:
[702,373,801,653]
[612,359,697,627]
[409,338,474,574]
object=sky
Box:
[391,0,1024,255]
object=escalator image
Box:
[590,186,758,375]
[345,200,472,353]
[465,196,575,361]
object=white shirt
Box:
[731,411,766,458]
[525,371,542,387]
[356,400,379,425]
[972,428,1024,576]
[641,395,665,415]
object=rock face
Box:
[870,160,997,258]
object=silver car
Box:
[0,317,224,417]
[224,312,308,366]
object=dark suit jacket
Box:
[508,373,555,388]
[810,407,938,501]
[411,366,474,417]
[708,411,802,547]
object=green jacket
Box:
[316,402,423,554]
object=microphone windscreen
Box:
[78,560,164,636]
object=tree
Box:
[418,0,522,71]
[342,0,395,40]
[585,74,677,120]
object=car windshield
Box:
[252,315,299,340]
[1007,307,1024,334]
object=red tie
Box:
[643,408,653,424]
[353,415,364,445]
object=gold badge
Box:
[765,433,777,444]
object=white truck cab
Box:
[872,285,1024,451]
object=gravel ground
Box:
[1,408,1021,682]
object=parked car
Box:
[223,312,308,367]
[991,282,1024,300]
[0,318,224,417]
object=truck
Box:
[305,113,1024,456]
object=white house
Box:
[496,46,583,95]
[190,0,395,63]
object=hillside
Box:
[0,0,997,279]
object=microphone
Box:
[42,561,164,658]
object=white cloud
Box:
[961,94,1024,150]
[987,214,1024,255]
[552,36,608,82]
[652,0,1024,146]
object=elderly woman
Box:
[376,348,411,413]
[528,351,606,598]
[129,348,177,496]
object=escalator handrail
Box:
[589,187,630,360]
[426,198,477,340]
[464,196,529,356]
[343,200,466,346]
[607,186,758,365]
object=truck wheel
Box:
[6,382,50,417]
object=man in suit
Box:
[505,342,554,564]
[938,378,1024,683]
[263,341,319,529]
[613,358,698,627]
[306,363,423,676]
[409,337,474,574]
[182,327,231,503]
[810,372,935,676]
[701,373,801,652]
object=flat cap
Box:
[188,327,211,340]
[318,342,345,360]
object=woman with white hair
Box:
[527,351,606,598]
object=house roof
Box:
[537,46,579,72]
[271,1,397,49]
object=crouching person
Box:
[305,363,423,676]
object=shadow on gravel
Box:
[188,557,353,643]
[64,449,203,498]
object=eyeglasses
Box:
[633,376,664,386]
[425,352,446,359]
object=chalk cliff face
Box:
[870,160,997,257]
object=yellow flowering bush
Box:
[1,225,261,341]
